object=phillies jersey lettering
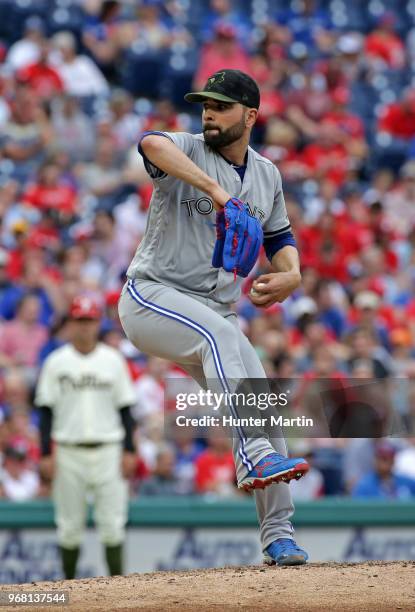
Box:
[58,374,113,392]
[35,343,136,443]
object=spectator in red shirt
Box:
[22,161,77,216]
[195,435,236,496]
[17,40,63,101]
[299,210,368,283]
[303,121,368,187]
[261,119,306,183]
[378,88,415,140]
[284,73,333,140]
[256,87,285,127]
[365,13,406,70]
[302,123,349,186]
[193,23,251,90]
[337,188,373,258]
[322,87,365,139]
[142,99,183,133]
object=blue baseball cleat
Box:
[238,452,309,492]
[264,539,309,566]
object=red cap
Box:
[69,296,102,320]
[105,290,121,307]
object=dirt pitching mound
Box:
[1,561,414,611]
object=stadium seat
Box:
[47,4,83,36]
[121,48,168,99]
[329,0,368,31]
[160,49,199,110]
[372,134,410,173]
[4,0,49,42]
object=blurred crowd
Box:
[0,0,415,501]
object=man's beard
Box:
[203,115,245,149]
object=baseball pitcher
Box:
[119,69,309,565]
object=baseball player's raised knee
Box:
[205,317,238,350]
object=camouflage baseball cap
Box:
[184,69,260,109]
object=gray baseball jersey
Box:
[120,130,297,553]
[126,132,291,303]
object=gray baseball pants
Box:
[118,278,294,549]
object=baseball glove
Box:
[212,197,263,278]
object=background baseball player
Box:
[35,296,136,579]
[119,69,309,566]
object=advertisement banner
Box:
[0,526,415,582]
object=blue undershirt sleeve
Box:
[263,231,297,262]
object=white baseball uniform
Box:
[35,342,136,548]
